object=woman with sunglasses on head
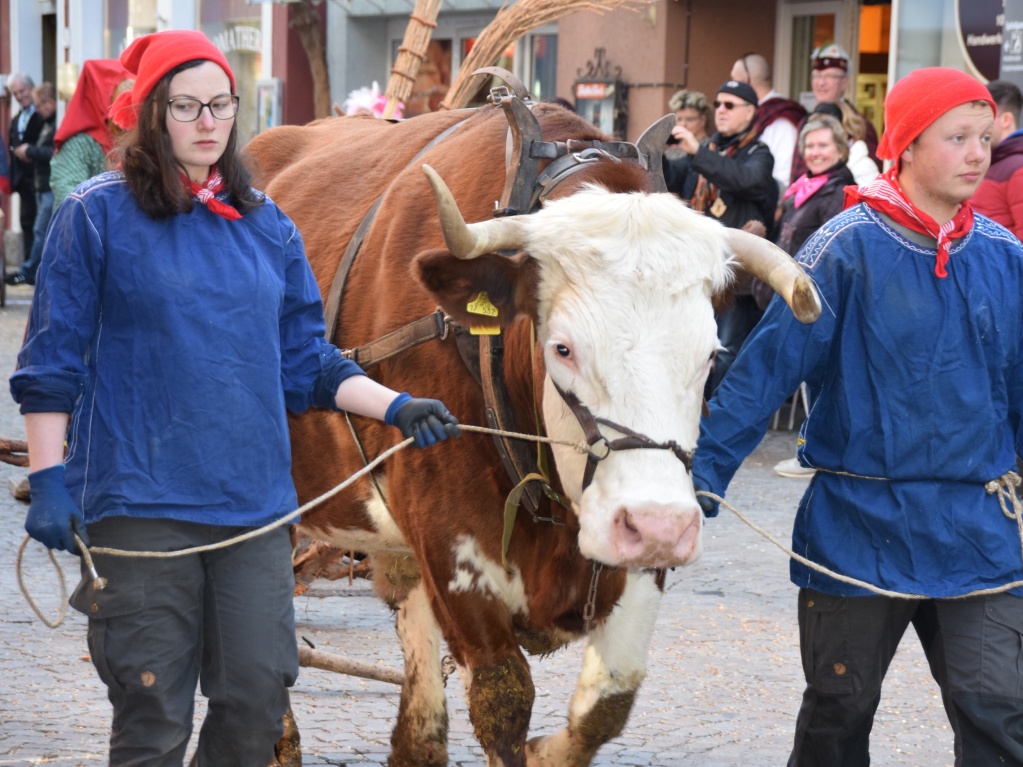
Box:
[9,30,459,766]
[663,79,778,397]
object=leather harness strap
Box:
[343,310,449,370]
[322,111,475,345]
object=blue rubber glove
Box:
[693,474,720,518]
[386,393,461,448]
[25,464,89,553]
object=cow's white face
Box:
[525,187,733,569]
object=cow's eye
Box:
[555,343,572,358]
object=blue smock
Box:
[10,171,365,527]
[694,204,1023,597]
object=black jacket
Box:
[663,130,778,230]
[775,163,855,256]
[25,112,56,193]
[8,109,43,192]
[752,162,855,310]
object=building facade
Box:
[0,0,1012,194]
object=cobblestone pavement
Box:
[0,284,954,766]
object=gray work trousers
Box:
[788,588,1023,767]
[70,517,298,767]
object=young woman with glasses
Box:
[10,30,460,766]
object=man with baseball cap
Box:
[791,42,879,181]
[693,67,1023,764]
[663,79,778,396]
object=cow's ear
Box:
[413,249,539,331]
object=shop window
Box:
[105,0,157,56]
[199,0,262,146]
[462,40,515,107]
[893,0,970,79]
[403,39,453,117]
[790,12,836,110]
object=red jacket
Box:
[972,131,1023,240]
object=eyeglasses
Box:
[713,100,749,111]
[167,95,240,122]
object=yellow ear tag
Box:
[467,291,501,336]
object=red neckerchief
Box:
[843,166,973,278]
[180,167,242,221]
[783,171,830,209]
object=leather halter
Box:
[477,86,676,514]
[552,380,694,493]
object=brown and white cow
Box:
[246,102,817,767]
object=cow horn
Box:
[423,164,527,259]
[724,228,822,324]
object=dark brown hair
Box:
[112,59,261,219]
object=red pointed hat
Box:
[109,30,235,130]
[877,67,994,162]
[55,59,132,152]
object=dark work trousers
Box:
[705,294,764,398]
[788,588,1023,767]
[14,179,36,264]
[70,517,298,767]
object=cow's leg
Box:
[459,651,534,767]
[525,570,662,767]
[387,576,449,767]
[439,538,535,767]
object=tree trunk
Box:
[290,1,331,120]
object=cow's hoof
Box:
[525,731,578,767]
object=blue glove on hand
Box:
[386,393,461,448]
[693,474,720,518]
[25,465,89,553]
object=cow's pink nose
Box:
[610,503,702,568]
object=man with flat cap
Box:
[663,79,778,396]
[791,42,878,182]
[694,66,1023,766]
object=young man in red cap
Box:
[693,67,1023,765]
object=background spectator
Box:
[663,79,778,397]
[5,73,43,270]
[972,79,1023,240]
[50,59,133,208]
[7,82,56,286]
[731,52,806,192]
[668,89,713,145]
[812,102,879,186]
[791,43,878,182]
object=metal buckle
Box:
[488,85,512,104]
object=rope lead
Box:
[700,468,1023,601]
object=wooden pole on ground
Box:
[299,646,405,686]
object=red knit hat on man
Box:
[109,30,235,130]
[877,67,994,163]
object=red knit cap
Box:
[109,30,235,130]
[877,67,994,162]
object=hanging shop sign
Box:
[957,0,1004,81]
